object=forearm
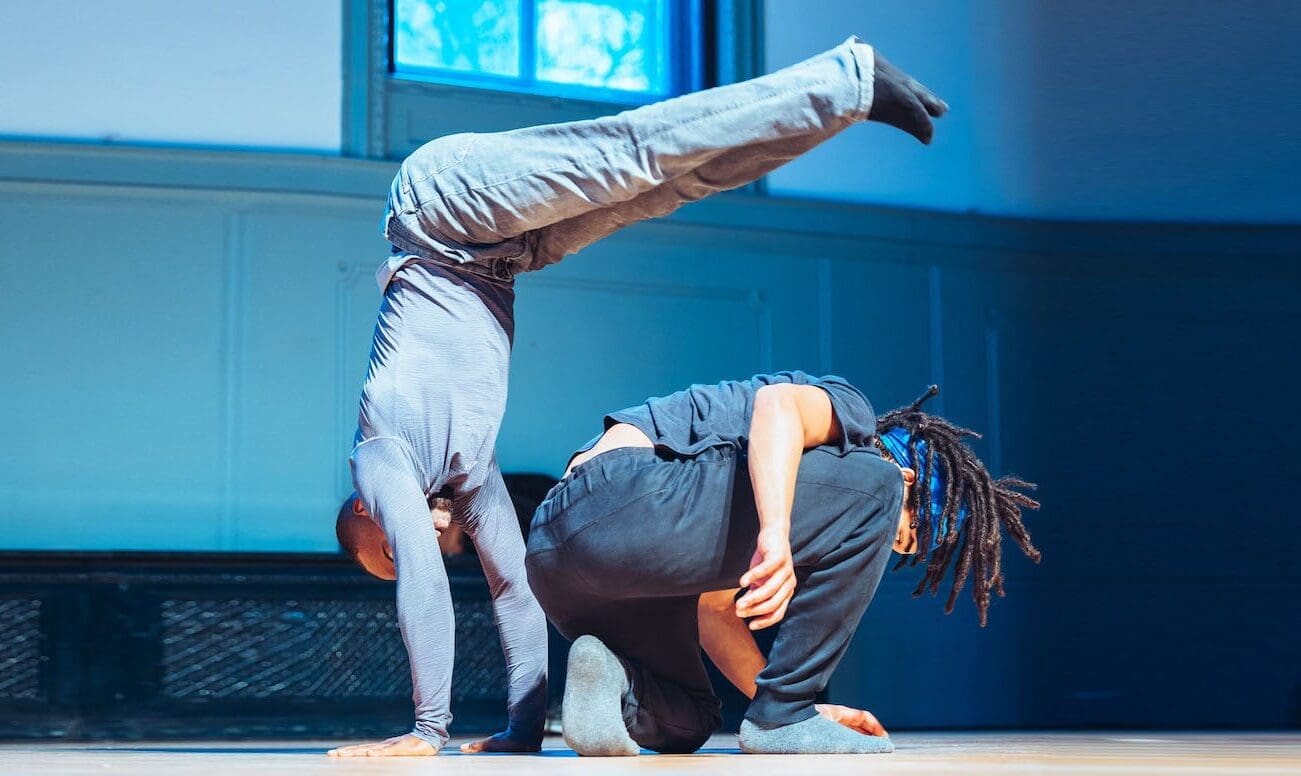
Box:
[351,440,455,747]
[394,547,455,746]
[747,389,807,541]
[698,590,765,699]
[456,469,548,739]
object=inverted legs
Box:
[387,38,876,270]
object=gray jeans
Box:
[380,36,875,285]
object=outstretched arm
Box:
[454,463,548,754]
[331,437,453,758]
[736,384,842,629]
[698,589,888,737]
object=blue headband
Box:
[879,427,969,552]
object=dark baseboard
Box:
[0,550,517,740]
[0,549,762,741]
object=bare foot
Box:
[327,733,439,757]
[460,729,543,754]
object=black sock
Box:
[867,51,949,144]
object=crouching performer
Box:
[525,373,1041,755]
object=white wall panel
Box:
[0,0,342,152]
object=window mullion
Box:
[687,0,705,92]
[521,0,538,87]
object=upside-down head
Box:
[336,494,397,581]
[875,386,1041,626]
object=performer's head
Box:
[336,494,397,581]
[875,386,1042,626]
[336,492,456,580]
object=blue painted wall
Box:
[765,0,1301,222]
[2,144,1296,729]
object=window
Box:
[392,0,702,103]
[343,0,762,160]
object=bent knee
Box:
[637,704,721,754]
[399,133,478,196]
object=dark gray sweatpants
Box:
[524,444,901,753]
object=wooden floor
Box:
[1,732,1298,775]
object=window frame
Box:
[342,0,765,162]
[391,0,703,107]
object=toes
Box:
[914,85,949,117]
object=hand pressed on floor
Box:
[326,733,439,757]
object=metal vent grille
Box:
[0,598,43,701]
[159,597,505,702]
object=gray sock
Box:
[561,635,640,757]
[739,715,895,754]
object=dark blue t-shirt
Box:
[583,371,878,458]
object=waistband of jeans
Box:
[388,235,519,282]
[561,443,737,484]
[532,447,661,528]
[533,444,739,529]
[567,446,660,482]
[546,446,654,500]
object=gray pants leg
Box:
[386,37,876,271]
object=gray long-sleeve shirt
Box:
[350,258,546,748]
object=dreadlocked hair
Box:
[875,385,1041,627]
